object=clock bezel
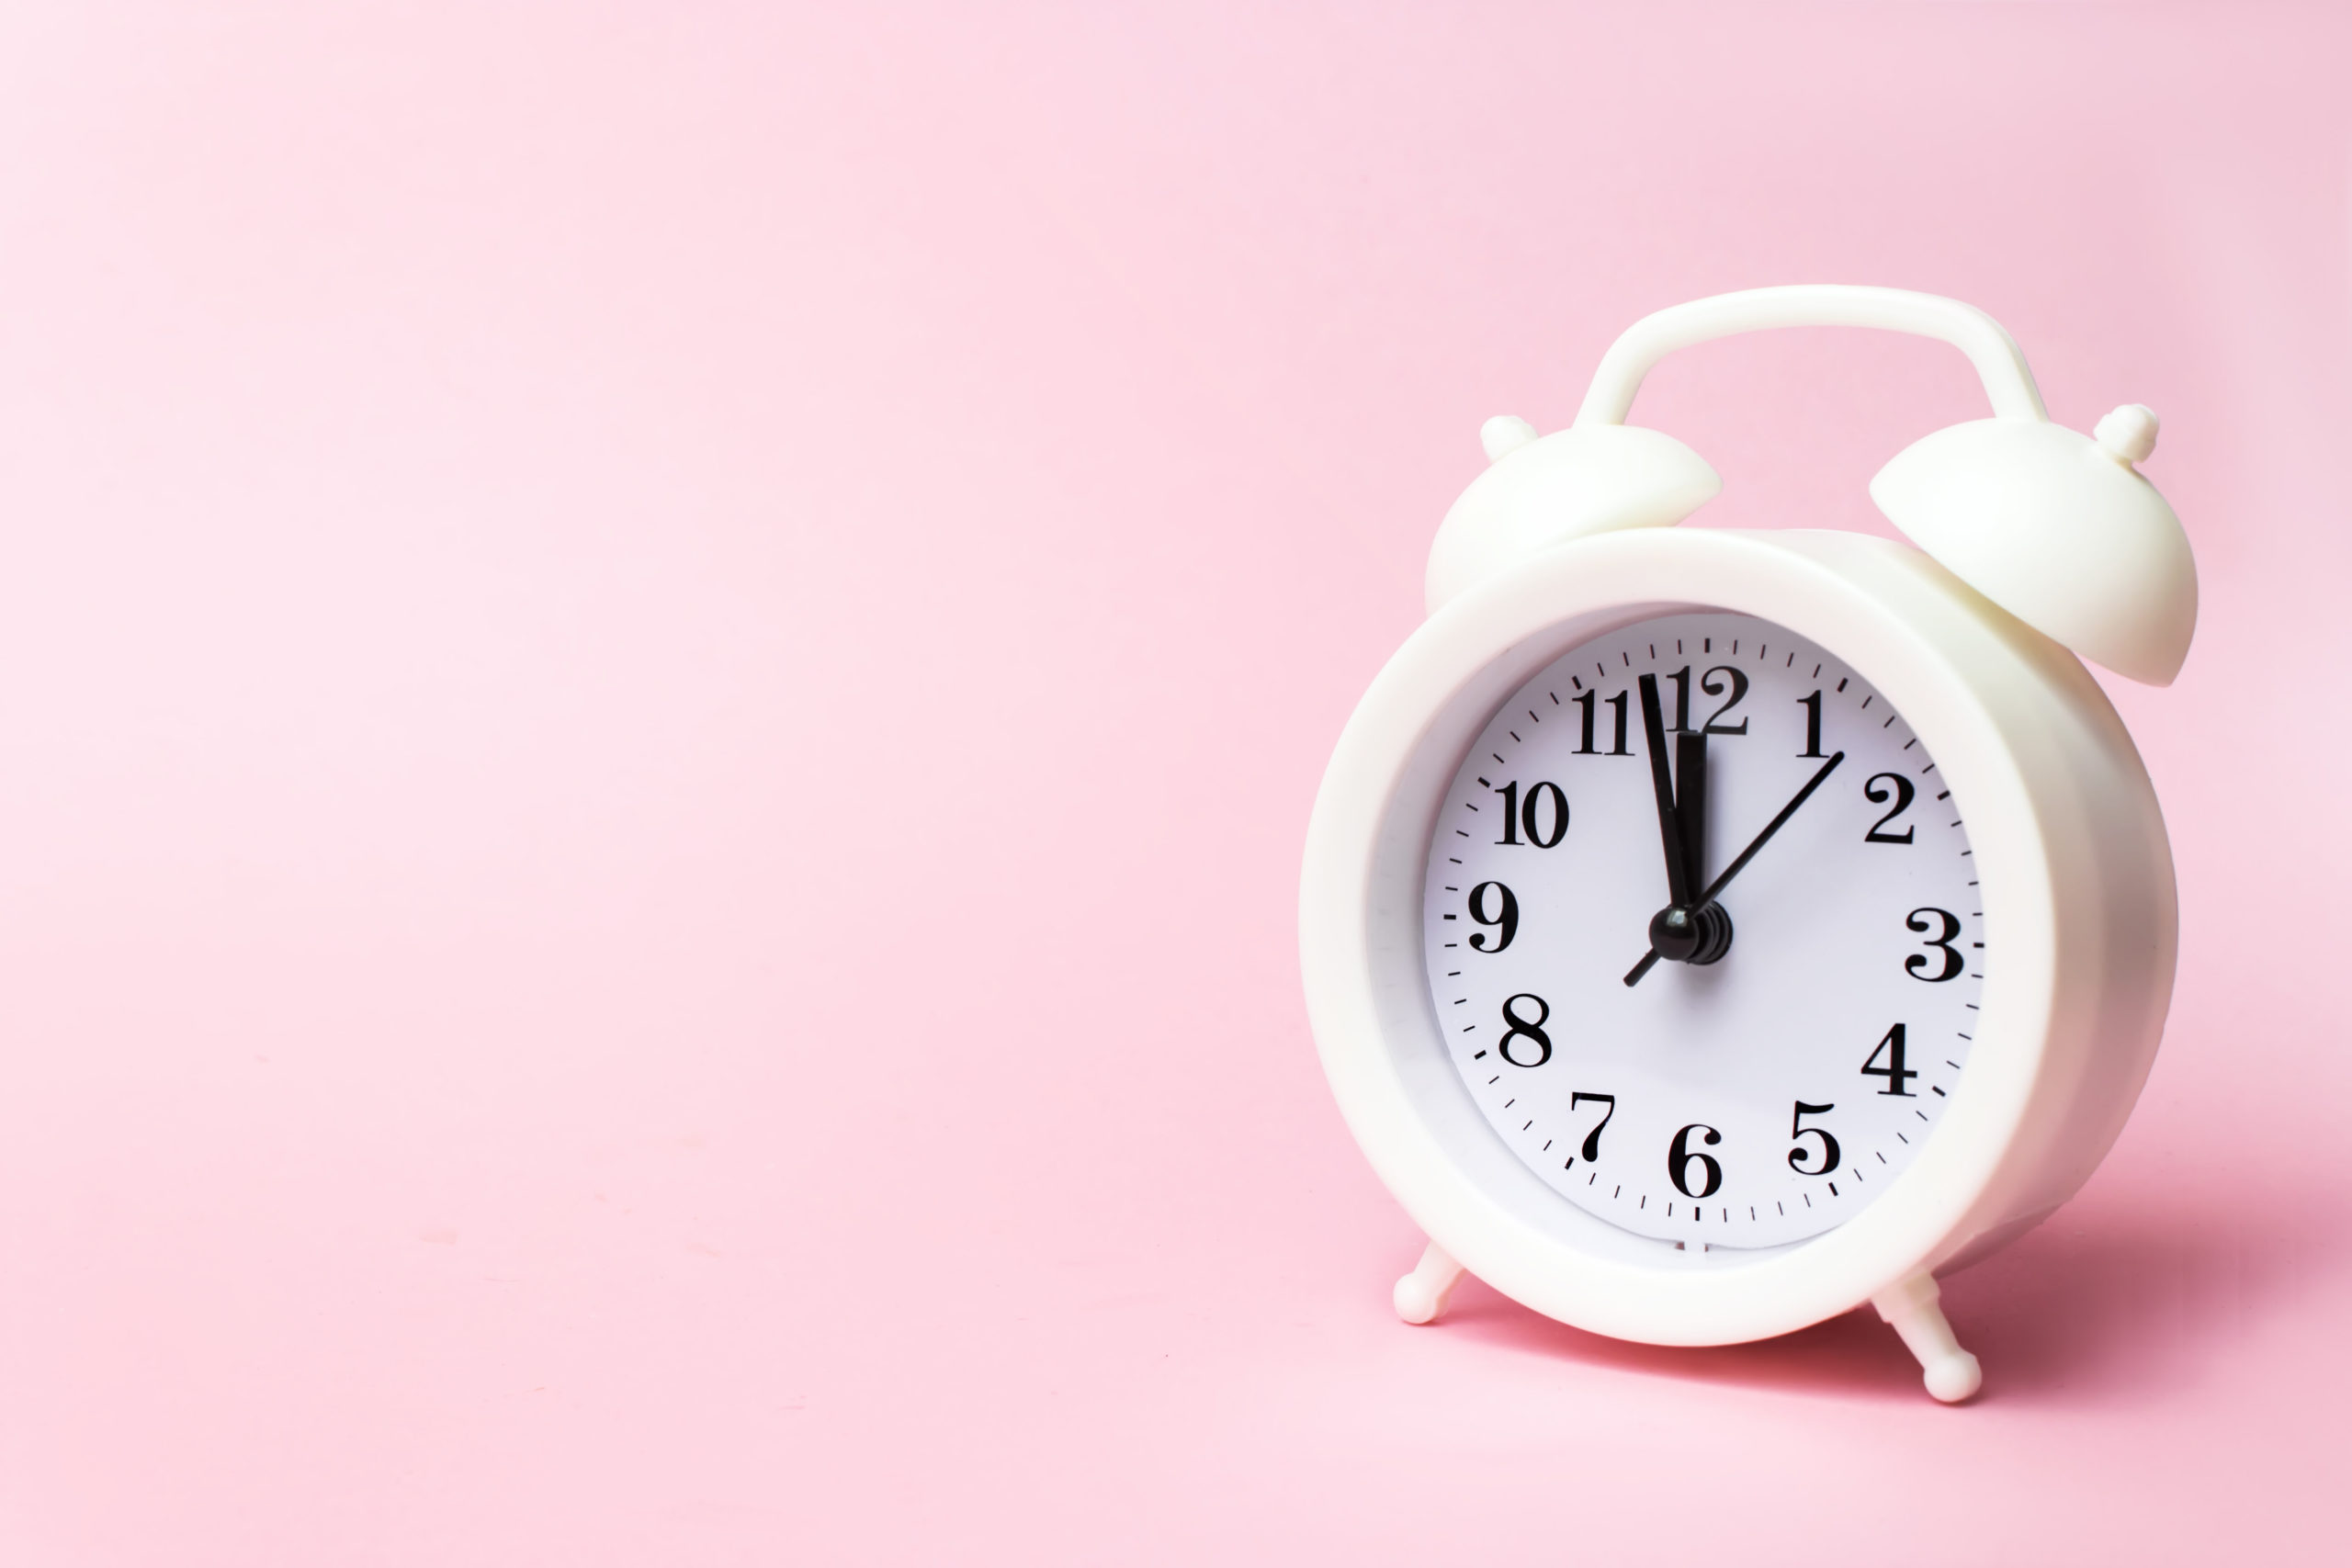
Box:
[1301,525,2066,1347]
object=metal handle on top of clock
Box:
[1573,286,2050,428]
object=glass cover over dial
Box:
[1421,612,1984,1247]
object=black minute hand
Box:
[1622,750,1846,987]
[1693,750,1845,907]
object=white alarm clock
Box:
[1299,287,2193,1402]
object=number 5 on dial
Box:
[1788,1101,1841,1175]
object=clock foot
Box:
[1872,1271,1982,1404]
[1393,1240,1465,1325]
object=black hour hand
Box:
[1675,728,1707,889]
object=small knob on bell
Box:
[1480,414,1540,461]
[2094,403,2160,466]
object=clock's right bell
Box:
[1871,404,2197,686]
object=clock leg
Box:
[1393,1239,1465,1325]
[1872,1271,1983,1404]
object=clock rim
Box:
[1300,526,2075,1347]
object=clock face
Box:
[1421,611,1984,1248]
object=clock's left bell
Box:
[1424,419,1720,614]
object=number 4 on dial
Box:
[1863,1023,1918,1096]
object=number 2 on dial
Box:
[1864,772,1917,842]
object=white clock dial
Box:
[1420,611,1984,1248]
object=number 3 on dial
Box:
[1905,907,1964,981]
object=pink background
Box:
[0,3,2341,1562]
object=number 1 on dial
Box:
[1798,689,1825,757]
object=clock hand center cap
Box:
[1647,901,1734,966]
